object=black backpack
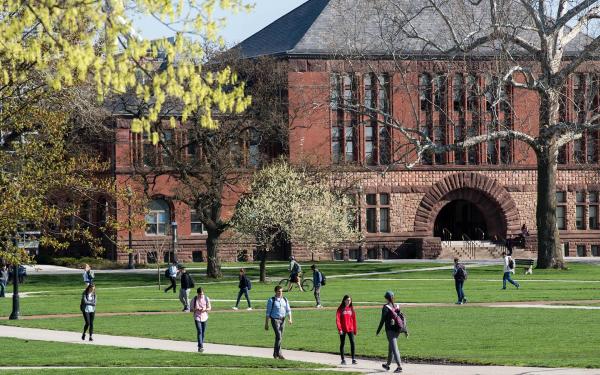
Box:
[164,268,170,278]
[246,277,252,290]
[508,258,515,269]
[320,271,326,286]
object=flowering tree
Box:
[233,161,359,281]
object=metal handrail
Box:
[442,228,452,246]
[475,227,485,240]
[462,233,475,259]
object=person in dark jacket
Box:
[452,258,467,305]
[376,291,407,373]
[311,264,323,308]
[0,264,8,297]
[179,267,195,312]
[80,284,97,341]
[232,268,252,310]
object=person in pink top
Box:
[191,287,211,352]
[336,295,358,365]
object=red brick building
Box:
[111,0,600,263]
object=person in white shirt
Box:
[502,252,520,289]
[164,262,178,293]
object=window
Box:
[365,193,391,233]
[453,74,464,113]
[331,73,358,165]
[556,191,566,230]
[145,199,169,235]
[365,125,375,165]
[143,133,156,167]
[592,245,600,256]
[576,205,585,229]
[190,209,205,234]
[586,131,598,163]
[589,191,599,229]
[467,74,479,112]
[161,130,174,167]
[377,74,390,114]
[433,74,446,111]
[419,73,432,112]
[577,245,586,257]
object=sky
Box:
[134,0,308,46]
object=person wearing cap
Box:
[376,291,406,373]
[287,256,303,292]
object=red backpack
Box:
[386,304,408,333]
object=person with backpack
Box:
[83,264,94,286]
[179,267,195,312]
[311,264,324,308]
[336,295,357,365]
[452,258,467,305]
[233,268,252,310]
[80,284,96,341]
[287,256,304,292]
[265,285,292,359]
[191,287,211,352]
[502,252,520,289]
[164,262,178,294]
[376,291,407,373]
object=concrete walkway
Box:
[0,326,598,375]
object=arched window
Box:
[145,199,170,235]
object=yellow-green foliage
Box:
[0,0,252,141]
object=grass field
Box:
[1,260,600,368]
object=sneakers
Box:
[462,298,468,304]
[246,307,253,311]
[352,360,358,365]
[198,347,204,353]
[394,367,403,373]
[88,336,93,342]
[81,334,85,341]
[232,306,239,310]
[278,354,286,360]
[382,364,390,371]
[316,304,323,308]
[341,359,347,365]
[455,301,463,305]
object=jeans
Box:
[314,286,321,306]
[385,330,402,367]
[270,318,286,357]
[340,332,355,361]
[165,276,177,293]
[235,288,251,308]
[454,279,466,303]
[179,288,190,310]
[194,320,207,348]
[82,312,95,336]
[503,272,520,289]
[0,280,5,297]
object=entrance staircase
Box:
[439,240,528,260]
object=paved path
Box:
[1,326,598,375]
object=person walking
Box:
[191,287,211,352]
[164,262,178,293]
[452,258,467,304]
[80,284,96,341]
[0,264,8,297]
[502,252,520,290]
[376,291,407,373]
[265,285,292,359]
[311,264,323,308]
[83,264,94,286]
[287,256,303,292]
[232,268,252,310]
[336,295,357,365]
[179,267,195,312]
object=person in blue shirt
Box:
[265,285,292,359]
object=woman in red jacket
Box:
[336,294,357,365]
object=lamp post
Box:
[356,185,364,262]
[171,221,178,263]
[126,186,135,269]
[9,262,19,320]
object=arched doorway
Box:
[434,199,487,240]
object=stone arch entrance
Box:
[414,173,520,240]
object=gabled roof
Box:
[237,0,331,58]
[238,0,592,58]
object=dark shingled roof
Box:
[238,0,593,58]
[237,0,331,58]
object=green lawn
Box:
[4,305,600,368]
[0,370,351,375]
[1,261,600,368]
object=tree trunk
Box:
[259,249,267,282]
[206,229,222,278]
[535,146,565,269]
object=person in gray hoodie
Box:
[0,264,8,297]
